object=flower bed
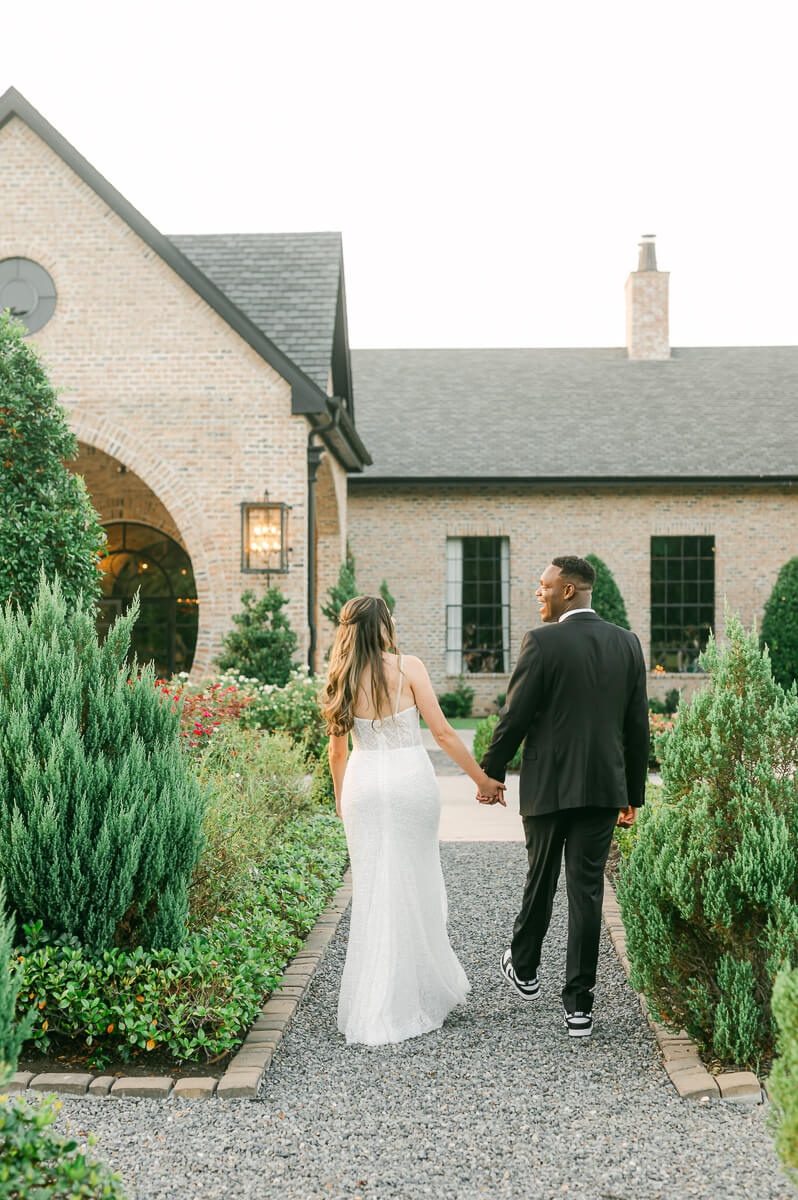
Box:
[17,814,347,1069]
[648,710,675,769]
[156,674,255,755]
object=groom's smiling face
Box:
[536,564,572,623]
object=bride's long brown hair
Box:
[321,595,397,736]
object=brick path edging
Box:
[4,868,353,1103]
[602,877,763,1105]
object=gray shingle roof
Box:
[350,347,798,480]
[169,232,342,393]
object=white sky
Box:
[5,0,798,349]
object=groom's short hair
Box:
[551,555,596,589]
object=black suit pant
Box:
[511,806,619,1013]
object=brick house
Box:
[2,87,797,706]
[349,256,798,708]
[0,87,369,676]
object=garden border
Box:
[5,868,353,1102]
[602,877,763,1105]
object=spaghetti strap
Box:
[393,654,404,716]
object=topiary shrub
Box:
[0,310,105,614]
[0,572,206,953]
[618,612,798,1067]
[215,587,298,685]
[585,553,630,629]
[769,964,798,1179]
[761,556,798,690]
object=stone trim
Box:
[602,877,762,1104]
[5,868,353,1103]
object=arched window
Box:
[97,522,198,678]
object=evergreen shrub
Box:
[769,964,798,1177]
[0,310,105,614]
[0,882,34,1081]
[761,556,798,690]
[215,587,298,686]
[0,573,205,953]
[618,613,798,1066]
[585,553,631,629]
[321,544,358,627]
[437,676,475,718]
[473,715,522,770]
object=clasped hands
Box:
[476,775,507,807]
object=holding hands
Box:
[476,774,507,807]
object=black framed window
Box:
[650,535,715,671]
[97,522,199,678]
[446,536,510,674]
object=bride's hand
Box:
[477,777,507,807]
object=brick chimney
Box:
[625,234,670,360]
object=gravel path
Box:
[51,843,793,1200]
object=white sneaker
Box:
[563,1007,593,1038]
[500,948,540,1001]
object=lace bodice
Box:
[351,704,424,752]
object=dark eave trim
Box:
[307,404,372,473]
[0,87,338,422]
[348,473,798,488]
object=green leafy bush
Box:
[769,965,798,1178]
[585,553,631,629]
[0,310,105,614]
[761,556,798,690]
[190,726,318,925]
[215,587,298,686]
[473,714,522,770]
[310,750,337,810]
[438,676,475,718]
[618,613,798,1067]
[1,883,126,1199]
[239,669,327,760]
[648,687,681,716]
[16,815,348,1068]
[0,1092,127,1199]
[0,573,205,953]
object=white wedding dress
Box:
[337,657,470,1045]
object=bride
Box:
[321,594,506,1046]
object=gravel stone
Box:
[47,843,794,1199]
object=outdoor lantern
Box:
[241,500,290,574]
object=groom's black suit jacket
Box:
[480,612,650,817]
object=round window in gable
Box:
[0,258,57,334]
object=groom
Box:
[479,555,649,1038]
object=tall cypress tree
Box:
[0,311,105,613]
[585,553,630,629]
[761,557,798,690]
[321,543,358,626]
[0,573,206,952]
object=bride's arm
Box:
[405,656,505,802]
[328,733,349,819]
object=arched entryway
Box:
[98,522,199,677]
